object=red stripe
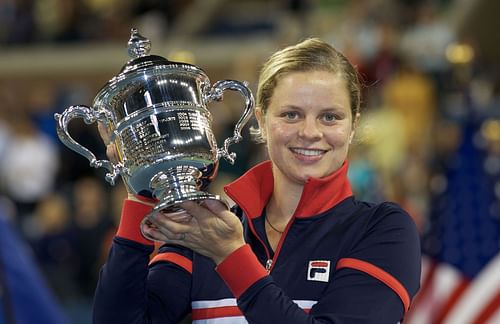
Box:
[216,244,268,298]
[472,289,500,324]
[149,252,192,274]
[432,278,469,324]
[191,306,242,320]
[336,258,411,313]
[117,200,155,246]
[311,261,329,267]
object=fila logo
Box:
[307,260,330,282]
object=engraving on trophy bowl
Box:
[116,108,217,197]
[54,28,254,241]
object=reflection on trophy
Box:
[54,28,254,240]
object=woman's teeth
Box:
[291,148,325,156]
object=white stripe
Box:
[293,300,318,309]
[192,298,237,309]
[443,253,500,324]
[190,298,317,323]
[433,263,463,302]
[193,316,248,324]
[192,298,317,311]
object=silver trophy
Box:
[55,29,254,238]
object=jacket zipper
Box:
[265,218,293,273]
[265,259,273,272]
[224,188,293,274]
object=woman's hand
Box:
[142,199,246,264]
[98,122,119,163]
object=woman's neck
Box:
[268,172,304,222]
[264,174,303,251]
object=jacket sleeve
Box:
[92,200,192,324]
[216,203,421,323]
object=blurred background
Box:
[0,0,498,323]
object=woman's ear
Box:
[255,106,266,135]
[255,106,263,124]
[349,112,361,144]
[255,106,264,128]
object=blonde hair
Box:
[251,38,362,143]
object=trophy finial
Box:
[127,28,151,58]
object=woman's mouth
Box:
[290,148,327,157]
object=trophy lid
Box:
[93,28,210,120]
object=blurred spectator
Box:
[382,60,437,156]
[0,0,37,44]
[30,193,79,302]
[357,102,408,199]
[0,109,60,225]
[399,2,455,90]
[70,176,113,299]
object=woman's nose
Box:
[298,118,322,140]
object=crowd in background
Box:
[0,1,499,323]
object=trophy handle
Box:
[54,105,126,185]
[207,80,255,164]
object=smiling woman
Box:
[93,38,421,324]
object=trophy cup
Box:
[55,28,254,239]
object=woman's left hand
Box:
[142,199,246,264]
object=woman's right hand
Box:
[97,122,120,166]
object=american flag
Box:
[406,118,500,324]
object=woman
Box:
[93,38,421,323]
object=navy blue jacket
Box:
[93,161,421,323]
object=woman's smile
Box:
[289,147,328,162]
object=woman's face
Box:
[256,70,357,186]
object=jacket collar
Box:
[224,160,353,219]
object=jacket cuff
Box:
[215,244,268,298]
[116,199,155,246]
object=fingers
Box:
[160,210,192,223]
[141,221,171,242]
[98,121,120,164]
[106,142,119,164]
[147,212,193,241]
[97,122,111,144]
[180,200,223,218]
[142,224,186,242]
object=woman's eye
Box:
[282,111,299,120]
[322,113,338,122]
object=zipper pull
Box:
[265,259,273,272]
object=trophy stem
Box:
[150,166,216,211]
[140,165,221,242]
[151,166,199,205]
